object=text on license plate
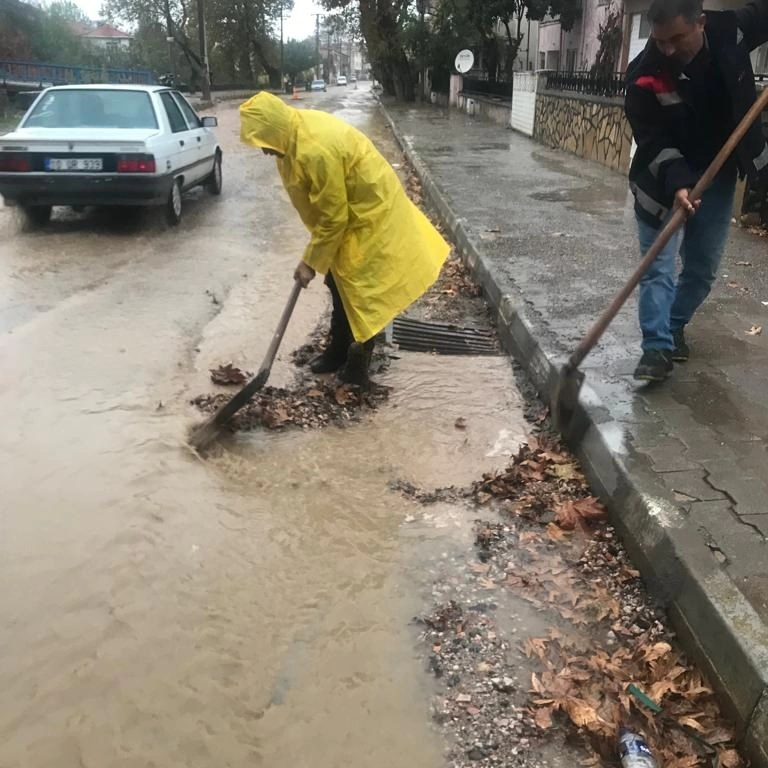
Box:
[46,158,103,171]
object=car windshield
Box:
[23,90,158,130]
[313,81,324,86]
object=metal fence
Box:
[544,70,625,98]
[0,60,155,88]
[461,77,513,100]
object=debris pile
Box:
[414,437,745,768]
[192,379,388,432]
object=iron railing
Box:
[0,60,155,87]
[544,70,626,98]
[461,76,513,100]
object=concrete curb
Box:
[379,103,768,767]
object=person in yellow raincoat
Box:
[240,92,450,386]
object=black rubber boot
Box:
[633,350,673,382]
[310,334,349,374]
[339,340,375,388]
[310,273,353,374]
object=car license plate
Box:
[45,158,103,171]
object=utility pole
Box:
[312,13,323,78]
[196,0,211,100]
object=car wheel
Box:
[166,179,183,226]
[205,153,223,196]
[19,205,52,231]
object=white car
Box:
[0,84,222,228]
[336,76,348,86]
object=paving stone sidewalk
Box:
[381,101,768,764]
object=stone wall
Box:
[534,90,633,173]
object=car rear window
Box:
[23,90,158,130]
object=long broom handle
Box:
[565,84,768,373]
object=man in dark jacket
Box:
[625,0,768,381]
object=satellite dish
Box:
[455,49,475,74]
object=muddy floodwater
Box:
[0,88,529,766]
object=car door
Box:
[171,91,215,181]
[158,90,198,187]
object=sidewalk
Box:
[381,101,768,764]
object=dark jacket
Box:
[625,2,768,226]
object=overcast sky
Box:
[74,0,322,41]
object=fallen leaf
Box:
[455,417,468,430]
[679,716,706,732]
[210,363,250,385]
[334,386,358,405]
[718,749,743,768]
[746,325,763,336]
[564,697,600,728]
[549,462,581,480]
[534,706,554,730]
[644,642,673,663]
[547,523,568,542]
[735,260,753,266]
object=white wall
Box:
[510,71,539,135]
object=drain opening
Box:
[392,317,500,356]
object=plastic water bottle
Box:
[618,728,659,768]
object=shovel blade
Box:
[551,365,585,437]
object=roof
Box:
[42,84,166,93]
[77,22,133,39]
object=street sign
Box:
[455,49,474,74]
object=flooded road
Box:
[0,86,529,766]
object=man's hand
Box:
[675,188,701,217]
[294,261,316,288]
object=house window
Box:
[545,50,560,71]
[566,49,577,72]
[539,52,546,70]
[629,12,652,62]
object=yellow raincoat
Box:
[240,92,450,342]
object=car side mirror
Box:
[201,116,218,128]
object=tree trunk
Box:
[358,0,414,101]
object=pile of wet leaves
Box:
[192,376,388,432]
[412,437,745,768]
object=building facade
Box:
[537,0,768,74]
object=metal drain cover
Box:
[392,317,500,356]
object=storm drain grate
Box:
[392,317,501,356]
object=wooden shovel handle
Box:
[566,85,768,372]
[207,279,302,427]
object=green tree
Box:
[322,0,414,101]
[427,0,581,84]
[283,38,314,82]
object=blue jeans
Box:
[636,176,735,352]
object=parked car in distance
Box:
[0,84,222,229]
[310,79,327,92]
[350,75,358,84]
[336,75,348,86]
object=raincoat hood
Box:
[240,92,295,154]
